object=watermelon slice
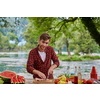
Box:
[0,71,25,84]
[0,71,17,83]
[17,75,26,84]
[11,76,19,84]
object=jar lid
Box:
[71,73,75,75]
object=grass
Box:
[57,54,100,61]
[0,54,10,57]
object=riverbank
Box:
[0,51,100,61]
[57,54,100,61]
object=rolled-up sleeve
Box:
[26,51,35,74]
[51,48,60,67]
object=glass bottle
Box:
[74,66,78,84]
[90,66,98,80]
[74,66,77,76]
[78,66,82,80]
[66,66,70,76]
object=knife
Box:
[47,74,50,79]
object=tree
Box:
[8,32,18,44]
[70,31,99,55]
[24,17,100,55]
[80,17,100,46]
[24,17,77,55]
[0,33,9,50]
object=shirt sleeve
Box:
[26,51,35,74]
[51,47,60,67]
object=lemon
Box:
[58,80,67,84]
[58,75,66,81]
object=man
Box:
[26,33,59,80]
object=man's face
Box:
[38,39,50,51]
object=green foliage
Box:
[69,18,100,55]
[24,17,100,55]
[0,32,9,49]
[82,55,100,59]
[57,54,100,61]
[24,17,78,52]
[0,32,18,50]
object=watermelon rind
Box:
[0,76,11,83]
[0,79,4,84]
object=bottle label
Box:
[74,76,78,84]
[91,74,98,80]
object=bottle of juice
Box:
[74,66,78,84]
[78,66,82,80]
[90,66,98,80]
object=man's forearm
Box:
[51,64,57,70]
[33,69,41,75]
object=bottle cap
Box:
[71,73,75,75]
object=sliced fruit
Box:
[54,79,60,84]
[86,79,93,84]
[58,80,67,84]
[58,75,66,81]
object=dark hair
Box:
[40,33,51,40]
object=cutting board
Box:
[33,79,54,84]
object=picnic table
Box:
[25,78,54,84]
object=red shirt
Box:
[26,46,59,79]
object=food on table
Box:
[58,80,67,84]
[35,78,44,81]
[0,71,25,84]
[54,73,96,84]
[54,79,60,84]
[81,79,87,84]
[0,79,4,84]
[86,79,93,84]
[68,81,72,84]
[58,75,66,81]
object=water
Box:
[0,52,100,79]
[54,60,100,79]
[0,52,33,79]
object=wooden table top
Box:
[25,78,54,84]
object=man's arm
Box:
[48,47,60,75]
[51,47,60,67]
[27,51,46,79]
[27,51,35,74]
[48,64,57,75]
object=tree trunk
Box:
[66,39,71,57]
[58,48,62,55]
[87,48,91,55]
[81,17,100,46]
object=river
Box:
[0,51,100,79]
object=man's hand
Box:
[48,67,53,75]
[33,69,46,79]
[48,64,57,75]
[37,71,46,79]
